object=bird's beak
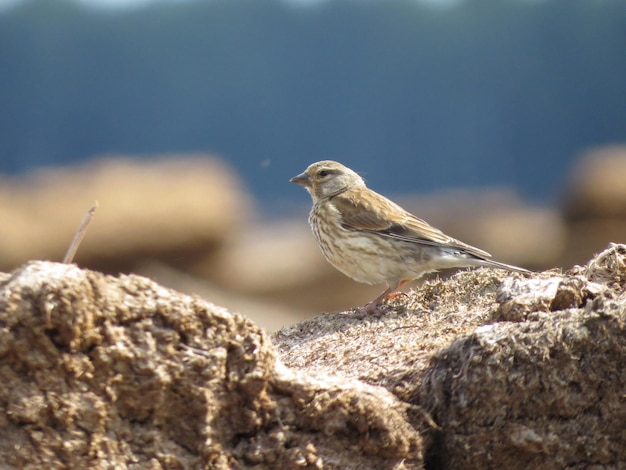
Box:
[290,172,311,188]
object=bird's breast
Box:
[308,202,402,285]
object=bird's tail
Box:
[476,257,530,274]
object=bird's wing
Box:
[331,189,493,259]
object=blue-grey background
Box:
[1,0,625,213]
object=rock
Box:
[495,273,605,322]
[563,146,626,220]
[0,261,422,468]
[0,155,251,273]
[278,243,626,468]
[584,242,626,290]
[419,243,626,469]
[560,146,626,266]
[421,300,626,468]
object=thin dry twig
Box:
[63,201,98,264]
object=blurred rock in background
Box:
[560,146,626,268]
[1,147,625,330]
[207,220,386,315]
[0,155,250,272]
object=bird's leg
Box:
[365,287,393,310]
[363,281,409,312]
[383,280,411,301]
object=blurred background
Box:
[1,0,625,330]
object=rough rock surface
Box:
[0,262,421,469]
[420,248,626,469]
[278,243,626,469]
[2,244,626,468]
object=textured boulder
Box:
[279,244,626,469]
[0,262,421,469]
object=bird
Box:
[290,160,529,309]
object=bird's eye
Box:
[318,170,329,177]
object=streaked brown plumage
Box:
[290,160,529,308]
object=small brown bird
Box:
[290,160,529,308]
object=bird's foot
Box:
[362,301,382,314]
[384,292,409,301]
[361,291,409,313]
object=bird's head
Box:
[290,160,365,202]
